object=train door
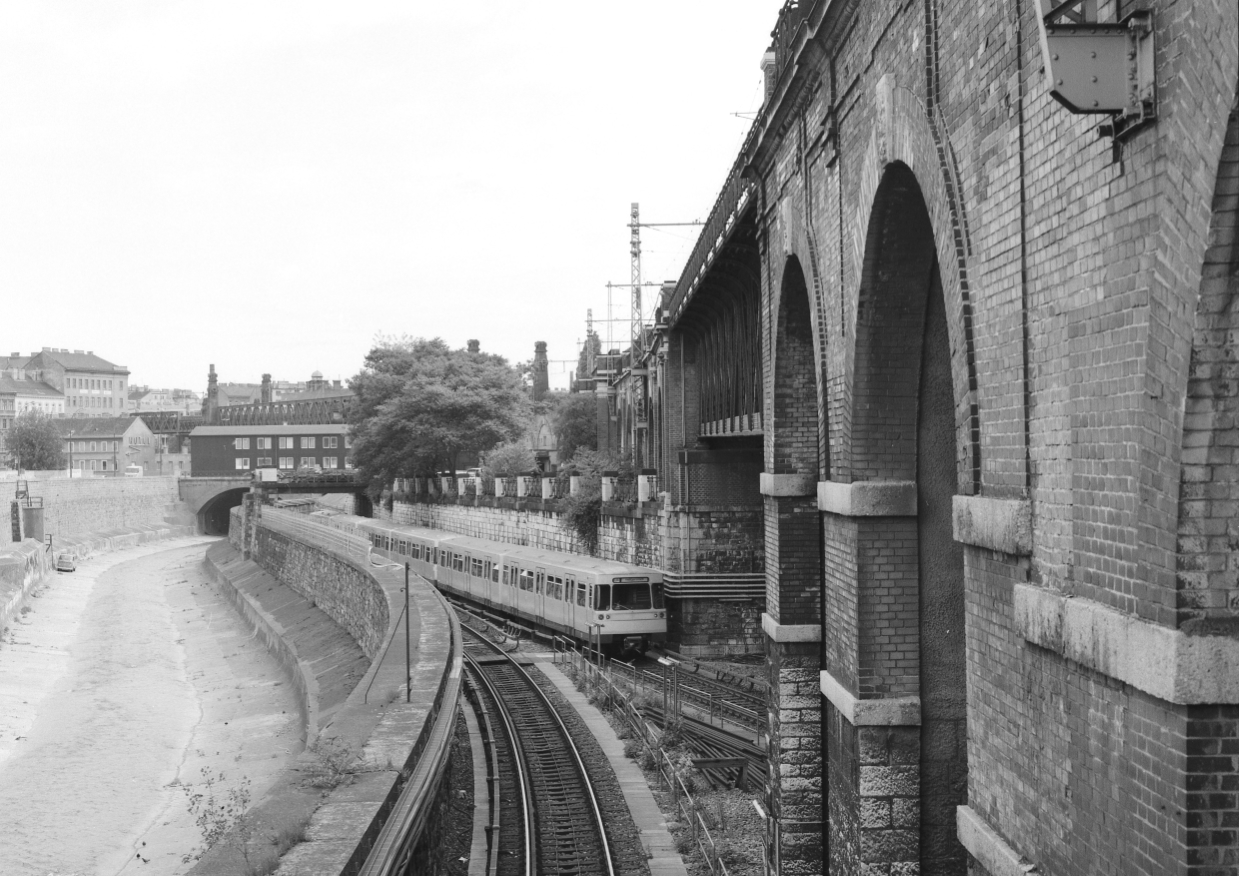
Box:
[535,567,547,622]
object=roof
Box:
[189,424,349,436]
[51,417,148,438]
[33,349,129,374]
[0,378,63,398]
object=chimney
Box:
[532,341,549,402]
[203,364,219,422]
[75,349,83,354]
[261,373,272,404]
[761,49,778,104]
[333,379,341,388]
[467,339,480,354]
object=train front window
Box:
[651,582,664,609]
[610,583,652,610]
[595,584,611,610]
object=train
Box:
[331,514,667,656]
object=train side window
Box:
[483,560,492,580]
[595,584,611,610]
[502,565,510,586]
[492,563,500,583]
[471,558,483,577]
[565,577,575,602]
[412,544,422,560]
[535,571,545,595]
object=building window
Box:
[90,441,97,452]
[299,456,315,467]
[344,457,353,469]
[323,457,338,469]
[279,457,293,469]
[256,437,272,450]
[300,437,315,449]
[279,437,293,449]
[233,437,250,450]
[323,436,338,448]
[257,457,272,467]
[101,460,108,471]
[235,458,250,470]
[345,435,353,448]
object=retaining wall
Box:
[3,476,193,548]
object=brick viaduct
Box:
[595,1,1239,874]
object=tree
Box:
[7,410,64,471]
[553,392,598,461]
[349,337,528,497]
[482,442,536,477]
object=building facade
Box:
[53,416,157,475]
[21,348,130,417]
[188,424,352,477]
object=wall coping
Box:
[1015,583,1239,704]
[762,612,821,642]
[956,805,1040,876]
[820,669,921,725]
[953,495,1032,555]
[759,473,817,497]
[817,480,917,516]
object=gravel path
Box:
[0,538,303,876]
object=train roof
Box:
[356,517,658,576]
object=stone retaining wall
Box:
[3,476,193,548]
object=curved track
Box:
[462,627,615,876]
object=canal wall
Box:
[2,475,195,549]
[217,504,461,874]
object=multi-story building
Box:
[21,348,130,417]
[53,416,157,475]
[0,375,65,458]
[129,386,202,414]
[187,424,352,476]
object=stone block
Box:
[860,765,919,798]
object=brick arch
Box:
[771,255,823,478]
[768,209,831,478]
[845,82,979,492]
[1176,98,1239,631]
[846,157,970,874]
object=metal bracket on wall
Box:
[1036,1,1155,152]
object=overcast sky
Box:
[0,2,783,393]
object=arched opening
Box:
[199,488,247,536]
[773,256,820,477]
[852,162,967,875]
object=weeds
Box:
[301,735,358,790]
[181,768,257,866]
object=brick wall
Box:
[0,476,188,548]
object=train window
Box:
[397,539,407,555]
[579,584,589,607]
[595,584,611,610]
[411,544,422,560]
[502,565,511,586]
[471,558,484,577]
[520,570,535,591]
[492,564,500,583]
[651,582,664,609]
[370,533,379,547]
[484,560,492,580]
[611,582,652,610]
[453,554,465,573]
[565,577,575,602]
[535,571,545,595]
[548,576,563,601]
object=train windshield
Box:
[596,582,654,610]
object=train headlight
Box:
[605,613,611,620]
[597,613,604,621]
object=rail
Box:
[571,652,733,876]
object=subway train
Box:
[338,515,667,655]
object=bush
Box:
[623,738,643,760]
[301,736,358,790]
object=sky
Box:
[0,2,784,393]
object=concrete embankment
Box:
[194,507,459,874]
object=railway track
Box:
[462,626,616,876]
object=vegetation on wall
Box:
[559,450,634,555]
[348,337,527,498]
[553,392,598,460]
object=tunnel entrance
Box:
[199,488,247,536]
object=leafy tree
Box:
[6,410,64,471]
[553,392,598,460]
[349,337,528,497]
[482,441,536,477]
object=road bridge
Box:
[606,2,1239,874]
[180,475,370,535]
